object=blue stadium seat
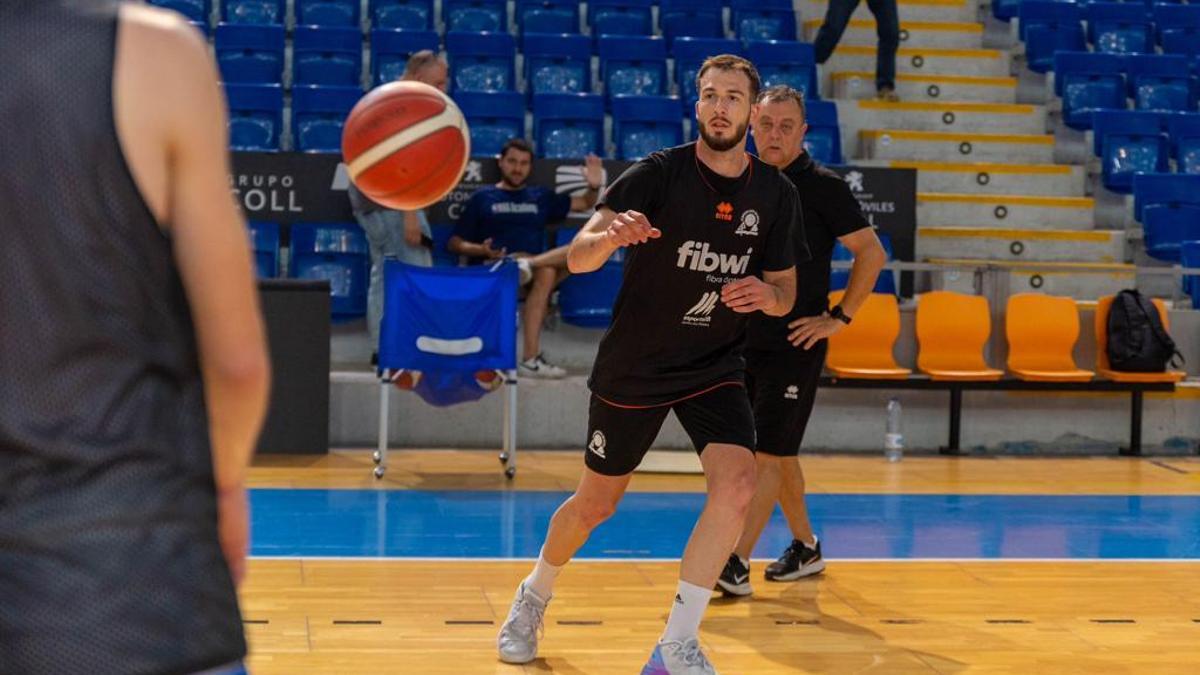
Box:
[1091,110,1169,193]
[1155,4,1200,47]
[149,0,211,23]
[1167,112,1200,174]
[1162,28,1200,58]
[1142,203,1200,262]
[370,0,434,30]
[1018,1,1086,74]
[1132,173,1200,223]
[673,37,741,112]
[554,227,624,327]
[1182,239,1200,305]
[290,223,370,319]
[747,40,819,100]
[831,231,896,294]
[444,0,507,32]
[430,223,461,267]
[296,0,360,27]
[293,26,363,86]
[291,85,362,153]
[455,91,526,156]
[661,0,724,45]
[612,96,683,160]
[371,29,439,85]
[804,99,844,165]
[221,0,283,25]
[1086,2,1154,55]
[517,1,580,34]
[446,31,516,92]
[588,0,654,37]
[598,35,668,98]
[731,0,797,43]
[523,33,592,96]
[1124,55,1194,112]
[533,93,605,158]
[225,83,283,151]
[1053,52,1128,130]
[215,23,285,84]
[992,0,1020,23]
[247,221,281,277]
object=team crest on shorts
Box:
[588,430,607,459]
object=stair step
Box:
[918,227,1125,262]
[804,19,985,49]
[802,0,977,23]
[918,192,1095,229]
[822,47,1011,90]
[839,100,1046,135]
[859,129,1056,163]
[868,160,1085,197]
[927,258,1135,300]
[829,71,1017,103]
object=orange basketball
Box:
[341,81,471,210]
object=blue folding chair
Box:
[731,0,796,43]
[1125,54,1194,112]
[1142,204,1200,262]
[598,35,668,99]
[292,85,361,153]
[831,230,897,294]
[660,0,724,45]
[221,0,282,24]
[517,1,580,34]
[371,29,439,86]
[447,31,516,92]
[533,92,605,158]
[523,33,592,96]
[1181,240,1200,306]
[1091,110,1169,193]
[613,95,683,160]
[1053,52,1128,130]
[370,0,434,30]
[455,91,526,156]
[1168,112,1200,174]
[293,26,364,87]
[149,0,211,22]
[225,83,283,151]
[673,37,741,113]
[215,23,285,84]
[804,100,843,165]
[1018,1,1086,74]
[247,221,281,277]
[1086,2,1154,54]
[296,0,360,27]
[554,227,624,327]
[376,261,520,478]
[290,222,370,319]
[747,40,819,99]
[588,0,654,37]
[444,0,507,32]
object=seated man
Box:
[449,138,602,378]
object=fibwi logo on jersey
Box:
[715,201,734,221]
[676,241,752,275]
[682,291,720,327]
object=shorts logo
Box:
[683,291,720,327]
[735,209,760,236]
[715,202,734,221]
[784,385,799,400]
[588,430,607,459]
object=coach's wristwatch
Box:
[829,304,853,325]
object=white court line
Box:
[251,556,1200,564]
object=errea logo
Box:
[784,385,799,400]
[715,201,734,221]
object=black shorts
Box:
[584,382,756,477]
[745,340,828,457]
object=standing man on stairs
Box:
[813,0,902,101]
[717,85,887,597]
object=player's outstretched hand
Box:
[721,276,779,314]
[605,210,661,248]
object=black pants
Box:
[813,0,900,91]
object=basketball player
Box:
[716,86,885,597]
[497,56,804,674]
[0,3,270,674]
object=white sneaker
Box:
[497,582,550,664]
[642,638,718,674]
[519,354,566,379]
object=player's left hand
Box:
[788,313,845,349]
[721,276,779,314]
[584,154,604,190]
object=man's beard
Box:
[698,117,748,152]
[500,173,527,189]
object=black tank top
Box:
[0,2,246,672]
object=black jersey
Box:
[0,2,245,673]
[588,142,806,406]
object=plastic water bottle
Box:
[885,397,904,462]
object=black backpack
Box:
[1106,289,1184,372]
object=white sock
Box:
[738,556,749,568]
[662,580,712,643]
[523,553,563,600]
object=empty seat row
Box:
[226,84,361,152]
[1090,110,1200,192]
[250,221,369,318]
[1019,2,1200,69]
[1133,174,1200,264]
[1053,52,1199,129]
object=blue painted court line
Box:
[248,489,1200,560]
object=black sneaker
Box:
[715,553,753,597]
[764,537,826,581]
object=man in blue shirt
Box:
[449,138,603,378]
